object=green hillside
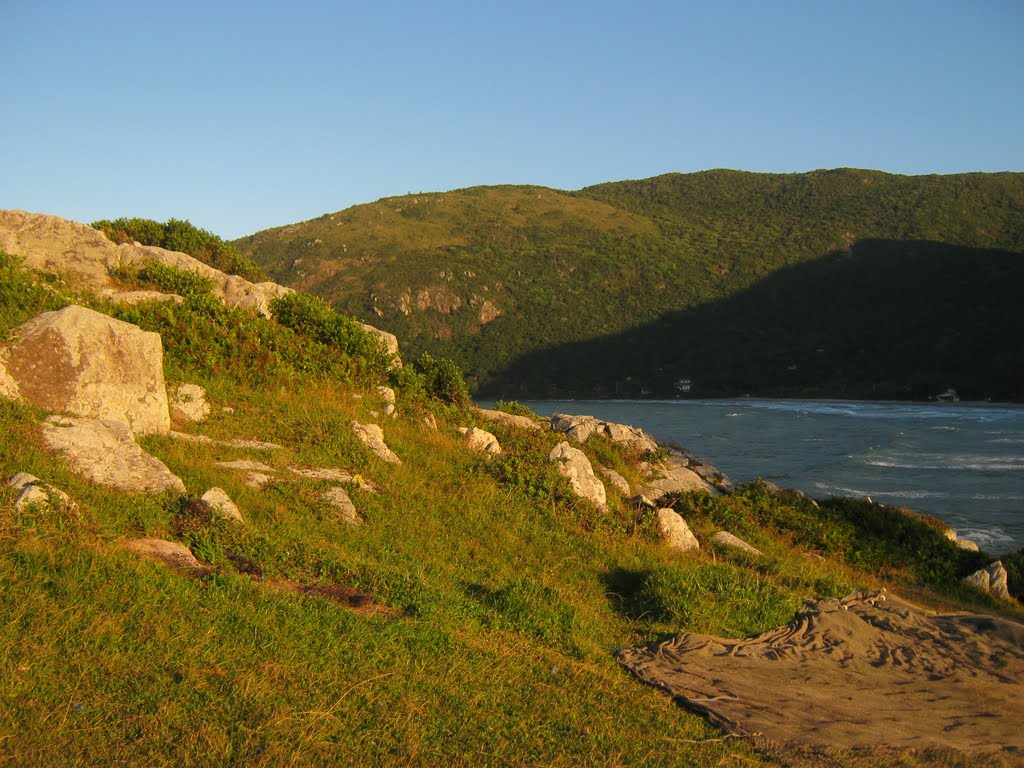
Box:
[234,169,1024,400]
[2,242,1023,766]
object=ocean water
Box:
[517,399,1024,554]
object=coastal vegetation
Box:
[234,169,1024,400]
[1,242,1021,766]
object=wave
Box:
[862,452,1024,472]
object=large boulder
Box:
[549,441,607,509]
[41,415,185,494]
[0,305,170,434]
[0,210,293,318]
[357,322,402,368]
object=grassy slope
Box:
[1,253,1022,767]
[234,170,1024,399]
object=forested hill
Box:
[234,169,1024,400]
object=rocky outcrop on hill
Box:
[0,210,292,317]
[0,305,171,434]
[641,451,715,499]
[549,441,607,509]
[41,415,185,494]
[550,413,658,453]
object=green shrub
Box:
[92,217,267,282]
[494,400,538,419]
[0,252,66,338]
[412,352,470,407]
[270,292,392,376]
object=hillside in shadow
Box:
[482,239,1024,402]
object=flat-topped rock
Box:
[122,538,206,571]
[41,415,185,494]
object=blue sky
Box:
[3,0,1022,239]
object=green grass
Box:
[2,255,1022,767]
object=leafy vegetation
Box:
[234,170,1024,400]
[93,217,267,282]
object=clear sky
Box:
[3,0,1022,239]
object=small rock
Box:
[122,538,206,571]
[351,421,401,464]
[200,487,243,524]
[243,472,273,489]
[963,561,1011,601]
[656,509,700,552]
[221,406,235,414]
[322,486,362,525]
[376,386,396,405]
[8,471,77,513]
[599,466,631,495]
[216,460,275,472]
[170,383,211,423]
[712,530,764,556]
[289,466,354,482]
[627,494,658,510]
[423,412,438,430]
[458,426,502,455]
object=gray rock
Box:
[599,466,631,496]
[549,441,607,509]
[200,487,243,523]
[169,432,282,450]
[376,386,396,405]
[122,538,205,571]
[41,415,185,494]
[712,530,764,557]
[656,509,700,552]
[642,452,714,499]
[474,407,541,431]
[170,383,211,423]
[322,487,362,525]
[356,322,401,368]
[8,471,77,513]
[423,412,438,430]
[288,466,354,482]
[0,305,171,434]
[351,421,401,464]
[458,426,502,455]
[549,413,659,453]
[243,472,273,489]
[216,460,276,472]
[627,494,658,510]
[963,561,1011,600]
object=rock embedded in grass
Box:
[458,426,502,455]
[200,487,243,524]
[351,421,401,464]
[41,415,186,494]
[170,383,211,423]
[712,530,764,557]
[549,441,607,510]
[8,471,77,513]
[656,508,700,552]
